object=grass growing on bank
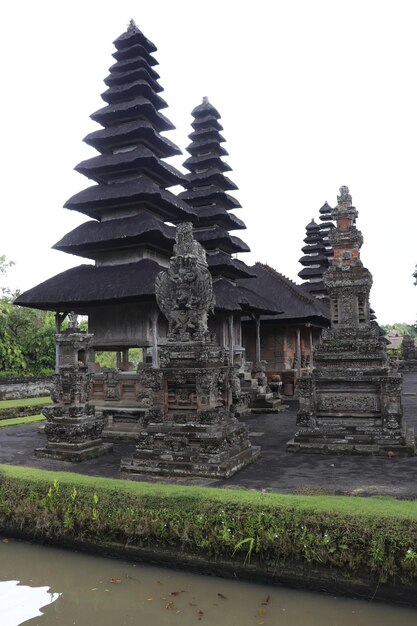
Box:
[1,464,417,585]
[0,397,51,409]
[0,415,45,428]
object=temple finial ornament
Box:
[127,19,137,31]
[337,185,352,204]
[202,96,209,104]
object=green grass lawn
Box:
[0,463,416,519]
[0,396,51,409]
[0,415,45,428]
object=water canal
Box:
[1,538,417,625]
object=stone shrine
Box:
[35,316,112,461]
[121,223,260,478]
[287,187,415,456]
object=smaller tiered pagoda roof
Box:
[318,201,335,257]
[298,219,330,299]
[177,98,282,317]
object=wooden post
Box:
[228,314,234,365]
[255,315,261,363]
[296,327,301,377]
[309,326,314,370]
[151,311,159,369]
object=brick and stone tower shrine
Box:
[287,186,415,456]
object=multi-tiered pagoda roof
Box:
[179,98,276,316]
[298,218,329,299]
[16,21,196,312]
[318,201,335,258]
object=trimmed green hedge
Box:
[1,465,417,586]
[0,397,51,409]
[0,415,45,428]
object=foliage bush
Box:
[1,466,417,586]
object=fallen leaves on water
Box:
[2,539,9,543]
[165,601,176,610]
[90,588,98,591]
[110,577,122,584]
[197,609,204,615]
[258,607,266,617]
[261,594,270,605]
[217,592,227,599]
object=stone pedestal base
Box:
[35,440,113,462]
[287,423,415,457]
[100,407,147,442]
[39,408,113,462]
[120,418,260,479]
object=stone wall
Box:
[0,376,54,401]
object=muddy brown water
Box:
[0,538,416,626]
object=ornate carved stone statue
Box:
[287,187,414,456]
[121,223,260,478]
[155,222,215,342]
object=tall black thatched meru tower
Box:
[16,21,197,356]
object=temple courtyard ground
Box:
[1,372,416,499]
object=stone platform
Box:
[3,372,416,498]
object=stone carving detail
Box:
[155,222,215,342]
[139,368,164,391]
[337,185,352,204]
[318,394,377,412]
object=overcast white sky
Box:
[1,0,416,324]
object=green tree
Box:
[0,256,55,376]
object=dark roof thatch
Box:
[91,97,174,130]
[213,279,279,314]
[194,228,250,254]
[15,260,164,312]
[193,206,246,230]
[53,212,175,257]
[83,119,181,156]
[179,186,241,210]
[64,174,197,222]
[75,146,187,186]
[113,21,157,53]
[101,79,167,108]
[240,263,330,324]
[207,252,255,279]
[104,65,160,87]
